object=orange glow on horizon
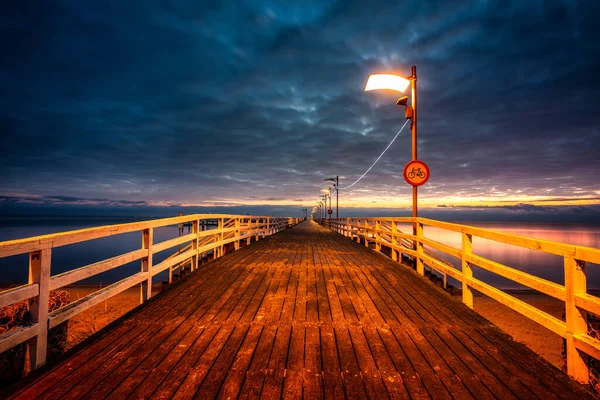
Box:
[179,194,600,209]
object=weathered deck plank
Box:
[5,221,596,399]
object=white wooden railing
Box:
[0,214,299,371]
[319,216,600,384]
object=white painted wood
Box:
[49,272,146,328]
[573,333,600,363]
[565,257,588,383]
[467,253,566,301]
[467,276,567,337]
[152,248,196,275]
[461,232,473,309]
[152,232,196,254]
[416,222,424,275]
[50,249,147,291]
[0,324,38,354]
[27,248,51,369]
[141,228,153,303]
[0,284,39,309]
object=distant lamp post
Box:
[365,67,424,250]
[320,194,328,220]
[324,176,339,218]
[321,189,332,219]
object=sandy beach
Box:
[61,285,163,349]
[473,292,564,368]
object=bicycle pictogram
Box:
[407,167,426,179]
[403,160,430,187]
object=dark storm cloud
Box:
[1,1,599,210]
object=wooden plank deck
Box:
[6,221,595,399]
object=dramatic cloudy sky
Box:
[1,1,600,217]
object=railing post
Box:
[255,218,260,241]
[267,217,271,236]
[27,248,51,370]
[356,219,361,243]
[565,256,588,383]
[234,218,240,250]
[364,220,369,247]
[192,219,199,269]
[391,222,398,261]
[247,218,252,245]
[416,221,424,275]
[375,220,381,252]
[141,228,153,301]
[461,232,473,308]
[219,218,224,257]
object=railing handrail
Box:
[0,213,300,372]
[0,214,293,258]
[319,216,600,385]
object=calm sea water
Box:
[1,218,599,290]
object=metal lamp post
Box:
[321,187,331,218]
[324,176,339,218]
[365,67,419,247]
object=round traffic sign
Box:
[327,209,333,215]
[403,160,430,186]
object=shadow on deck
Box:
[5,221,594,399]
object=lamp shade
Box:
[365,74,410,93]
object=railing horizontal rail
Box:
[466,276,567,337]
[420,217,600,263]
[466,253,566,301]
[0,283,39,309]
[0,325,38,354]
[152,233,197,254]
[48,272,147,329]
[49,249,148,291]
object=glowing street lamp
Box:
[321,188,332,219]
[324,176,339,218]
[364,74,410,93]
[365,66,419,248]
[320,194,328,220]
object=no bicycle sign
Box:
[403,160,430,187]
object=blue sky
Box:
[1,1,600,219]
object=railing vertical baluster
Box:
[356,219,361,243]
[391,221,398,261]
[416,221,424,275]
[461,232,473,308]
[364,220,369,247]
[27,248,51,370]
[256,218,260,241]
[219,218,224,257]
[247,219,252,245]
[346,218,350,237]
[141,228,153,302]
[267,217,271,236]
[565,256,588,383]
[234,218,240,250]
[192,220,199,269]
[375,220,381,252]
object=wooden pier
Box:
[4,221,595,399]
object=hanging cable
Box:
[338,119,410,190]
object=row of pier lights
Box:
[312,66,428,242]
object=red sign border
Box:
[403,160,430,187]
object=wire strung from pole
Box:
[338,119,410,190]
